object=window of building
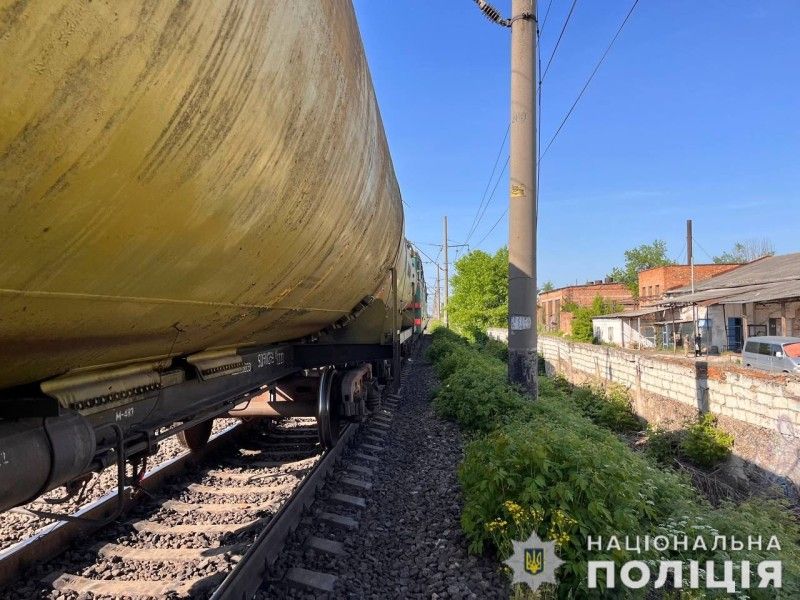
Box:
[655,285,660,296]
[640,287,645,297]
[608,327,614,342]
[648,286,652,297]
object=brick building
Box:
[664,253,800,351]
[539,280,635,335]
[638,264,741,304]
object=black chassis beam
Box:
[0,342,396,507]
[92,343,392,449]
[1,342,394,449]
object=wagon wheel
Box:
[177,419,214,453]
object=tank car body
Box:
[0,0,426,512]
[0,0,411,390]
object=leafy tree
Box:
[540,280,555,293]
[713,238,774,264]
[447,247,508,336]
[608,240,674,297]
[565,295,621,342]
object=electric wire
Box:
[469,157,509,246]
[468,157,509,245]
[411,243,442,269]
[541,0,579,83]
[539,0,556,35]
[536,3,542,269]
[475,207,508,247]
[693,238,716,263]
[471,1,545,252]
[464,126,510,245]
[540,0,640,161]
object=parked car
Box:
[741,336,800,373]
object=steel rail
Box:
[0,421,243,588]
[210,422,358,600]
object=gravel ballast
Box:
[0,418,323,600]
[262,341,508,599]
[0,419,240,552]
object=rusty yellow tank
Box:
[0,0,413,390]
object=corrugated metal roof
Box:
[669,253,800,294]
[663,253,800,305]
[718,279,800,303]
[592,306,665,320]
[662,284,768,304]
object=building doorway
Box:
[768,318,781,336]
[727,317,743,352]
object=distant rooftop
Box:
[664,253,800,304]
[539,280,627,295]
[638,262,740,275]
[592,306,665,320]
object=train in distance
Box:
[0,1,426,513]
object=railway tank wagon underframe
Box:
[0,1,426,514]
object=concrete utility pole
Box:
[688,219,699,354]
[507,0,538,395]
[443,216,449,328]
[434,265,441,320]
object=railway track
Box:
[0,419,241,560]
[0,414,369,599]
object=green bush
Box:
[433,345,479,381]
[654,499,800,598]
[480,338,509,362]
[426,327,468,364]
[644,424,685,464]
[680,413,734,468]
[568,385,642,433]
[459,398,699,597]
[564,296,621,342]
[435,369,526,433]
[428,334,799,598]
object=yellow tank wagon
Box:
[0,1,427,511]
[0,0,413,390]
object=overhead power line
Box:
[410,242,442,269]
[536,4,542,252]
[464,126,509,245]
[672,246,686,266]
[540,0,640,161]
[539,0,556,35]
[693,237,716,263]
[465,155,509,246]
[541,0,579,83]
[475,207,508,248]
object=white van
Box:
[741,336,800,373]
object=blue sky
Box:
[353,0,800,291]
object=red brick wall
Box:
[539,283,634,308]
[559,311,573,336]
[562,283,634,307]
[638,264,741,301]
[538,283,634,334]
